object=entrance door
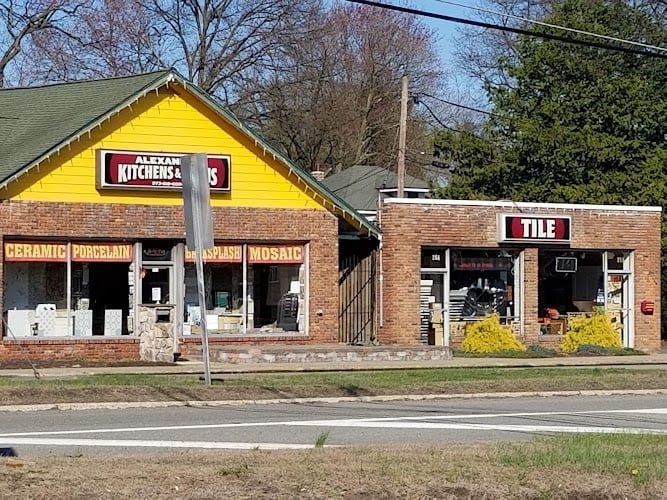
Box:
[141,266,173,304]
[604,251,633,347]
[420,272,448,346]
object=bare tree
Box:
[238,2,445,173]
[4,0,448,178]
[0,0,86,87]
[14,0,303,101]
[16,0,159,83]
[141,0,302,100]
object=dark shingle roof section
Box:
[321,165,429,212]
[0,70,170,185]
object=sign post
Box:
[181,154,215,385]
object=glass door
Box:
[141,266,173,304]
[421,248,449,346]
[420,272,447,346]
[604,251,633,347]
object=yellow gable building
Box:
[0,70,379,363]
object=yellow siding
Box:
[7,88,326,210]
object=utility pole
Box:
[397,73,408,198]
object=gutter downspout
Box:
[377,191,384,329]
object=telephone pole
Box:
[397,74,408,198]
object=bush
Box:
[560,309,622,353]
[461,314,526,353]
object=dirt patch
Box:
[0,445,663,499]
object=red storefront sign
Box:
[248,245,304,264]
[97,150,231,191]
[4,242,133,262]
[185,245,242,263]
[498,214,571,243]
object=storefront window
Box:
[184,261,243,333]
[4,261,67,309]
[250,264,302,331]
[450,249,518,321]
[248,245,305,333]
[536,250,632,337]
[182,243,306,335]
[3,261,67,337]
[538,251,603,321]
[73,260,131,336]
[420,248,520,346]
[3,241,132,337]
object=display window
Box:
[248,244,305,333]
[73,261,131,336]
[450,249,519,321]
[420,248,521,346]
[3,241,132,337]
[184,261,244,333]
[250,264,302,331]
[537,250,632,344]
[183,243,306,335]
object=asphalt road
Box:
[1,394,665,457]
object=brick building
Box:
[0,70,378,362]
[378,198,662,352]
[1,70,662,362]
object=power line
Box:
[417,98,468,134]
[434,0,667,54]
[344,0,667,59]
[416,93,491,115]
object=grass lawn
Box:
[0,367,665,405]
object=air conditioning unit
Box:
[555,257,577,273]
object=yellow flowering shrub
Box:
[560,309,622,352]
[461,314,527,353]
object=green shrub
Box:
[561,310,622,353]
[461,314,526,353]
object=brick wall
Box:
[0,200,339,360]
[379,202,662,352]
[0,338,139,362]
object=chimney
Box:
[311,170,325,181]
[311,162,325,181]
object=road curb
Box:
[1,388,666,412]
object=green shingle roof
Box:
[0,70,168,185]
[0,70,379,238]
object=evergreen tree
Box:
[435,0,667,334]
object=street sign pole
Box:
[194,243,211,385]
[181,154,214,385]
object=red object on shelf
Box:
[640,300,655,315]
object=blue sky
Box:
[371,1,488,103]
[413,0,480,64]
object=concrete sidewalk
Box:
[1,353,666,378]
